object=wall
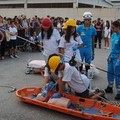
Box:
[0,8,119,21]
[78,0,113,8]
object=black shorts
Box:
[75,89,90,98]
[10,40,17,49]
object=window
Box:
[78,3,93,8]
[0,4,24,8]
[95,5,102,8]
[27,3,73,8]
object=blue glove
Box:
[51,93,61,99]
[61,57,64,63]
[92,54,95,60]
[72,45,78,51]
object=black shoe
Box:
[115,94,120,100]
[105,86,113,93]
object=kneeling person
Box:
[48,55,90,98]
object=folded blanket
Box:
[47,97,71,108]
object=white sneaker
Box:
[10,55,14,59]
[106,47,109,49]
[14,55,19,58]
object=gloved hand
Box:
[72,45,78,51]
[51,93,61,99]
[61,57,64,63]
[92,54,95,60]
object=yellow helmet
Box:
[48,56,61,72]
[66,19,76,27]
[62,23,67,29]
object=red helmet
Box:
[41,17,52,30]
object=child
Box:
[9,20,18,58]
[30,31,41,51]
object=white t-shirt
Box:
[59,35,83,62]
[57,23,62,33]
[104,26,111,38]
[9,27,17,40]
[58,63,90,93]
[42,29,61,57]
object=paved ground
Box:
[0,46,119,120]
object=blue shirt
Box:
[110,33,120,58]
[22,20,28,27]
[77,24,96,47]
[37,34,42,42]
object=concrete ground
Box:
[0,46,119,120]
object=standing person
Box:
[22,17,28,39]
[94,18,103,49]
[9,20,18,58]
[59,19,82,67]
[29,17,35,36]
[56,17,62,35]
[105,20,120,100]
[77,12,96,75]
[0,31,4,54]
[0,16,7,60]
[103,20,111,49]
[15,17,25,47]
[47,55,90,98]
[33,17,41,36]
[40,17,61,62]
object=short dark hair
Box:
[10,20,14,24]
[112,20,120,28]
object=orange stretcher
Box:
[16,86,120,120]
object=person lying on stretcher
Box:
[38,54,106,101]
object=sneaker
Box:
[115,94,120,100]
[106,47,109,50]
[14,55,19,58]
[105,86,113,93]
[10,55,14,59]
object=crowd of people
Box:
[0,12,120,100]
[0,14,117,60]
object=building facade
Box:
[0,0,119,20]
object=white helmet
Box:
[83,12,92,19]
